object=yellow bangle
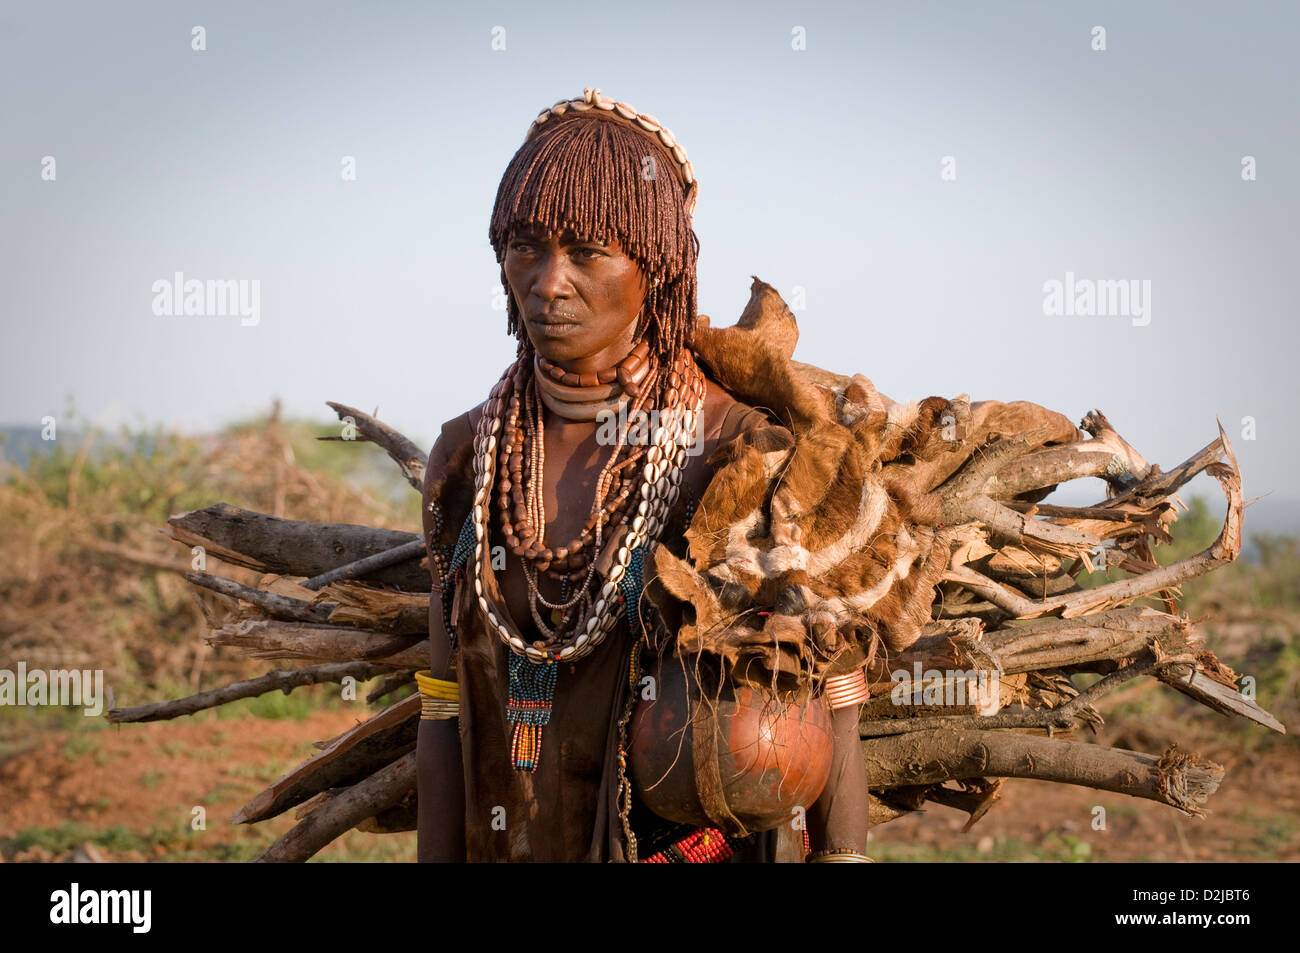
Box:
[415,670,459,700]
[415,670,459,720]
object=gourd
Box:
[627,653,833,835]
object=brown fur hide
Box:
[650,277,1081,692]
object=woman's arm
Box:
[805,703,871,857]
[416,430,467,863]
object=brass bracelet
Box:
[806,848,874,863]
[420,696,459,721]
[822,668,870,710]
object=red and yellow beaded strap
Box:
[641,827,734,864]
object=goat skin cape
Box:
[648,277,1082,693]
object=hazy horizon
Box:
[3,1,1296,511]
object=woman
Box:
[415,89,871,862]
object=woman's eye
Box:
[578,247,604,259]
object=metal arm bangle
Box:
[806,848,875,863]
[420,696,459,721]
[822,668,870,710]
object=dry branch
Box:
[301,538,426,591]
[165,503,429,590]
[321,401,428,493]
[206,619,430,668]
[184,572,333,623]
[861,730,1223,815]
[252,750,418,863]
[233,694,420,824]
[106,661,391,724]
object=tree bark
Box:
[252,750,418,862]
[233,694,420,824]
[105,661,391,723]
[206,619,429,668]
[165,503,429,590]
[861,729,1223,815]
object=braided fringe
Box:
[488,94,699,365]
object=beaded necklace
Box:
[469,346,705,771]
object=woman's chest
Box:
[487,430,715,639]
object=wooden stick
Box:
[983,606,1188,672]
[184,572,333,623]
[105,661,390,723]
[941,447,1240,619]
[366,669,418,703]
[1156,663,1286,733]
[1103,433,1227,508]
[206,619,430,668]
[860,730,1223,815]
[164,503,429,591]
[923,778,1006,832]
[301,538,426,591]
[233,694,420,824]
[988,445,1121,500]
[861,654,1160,737]
[252,750,418,863]
[1003,500,1145,522]
[322,401,428,493]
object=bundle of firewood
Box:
[854,401,1273,831]
[106,337,1280,862]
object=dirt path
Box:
[0,709,415,862]
[2,709,1294,862]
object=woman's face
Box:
[504,223,648,371]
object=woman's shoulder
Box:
[699,375,774,437]
[704,381,793,461]
[422,400,488,525]
[438,400,487,449]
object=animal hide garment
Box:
[647,277,1081,694]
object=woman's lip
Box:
[528,319,580,335]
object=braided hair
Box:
[488,107,700,364]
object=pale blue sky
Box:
[2,0,1296,515]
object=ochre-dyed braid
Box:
[489,87,701,363]
[526,89,699,215]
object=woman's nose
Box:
[531,249,572,301]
